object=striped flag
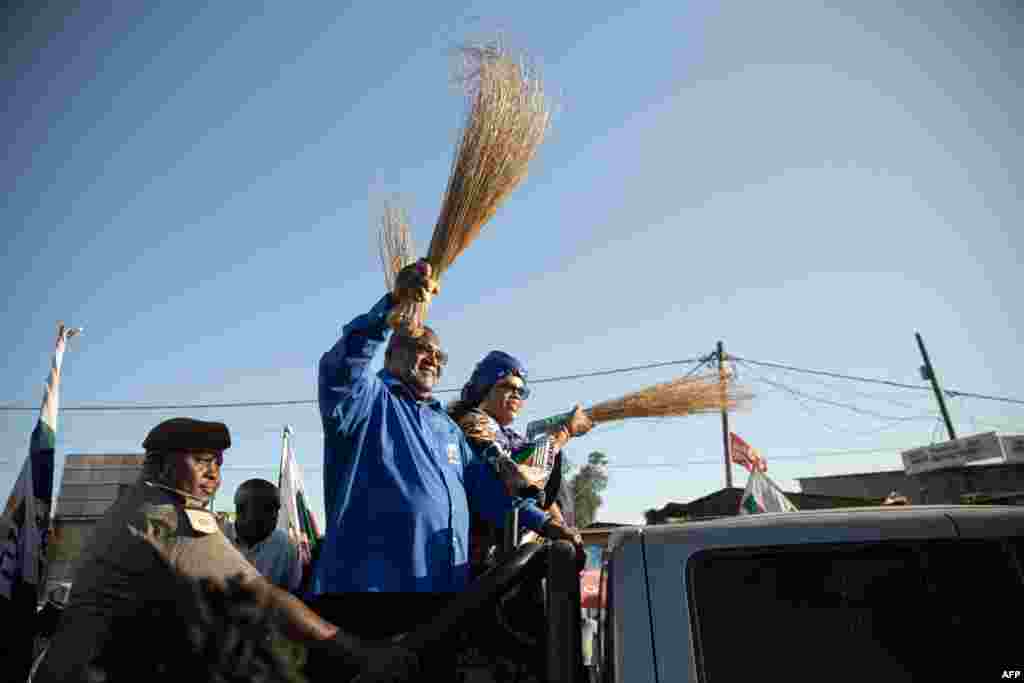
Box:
[739,469,798,515]
[277,426,321,571]
[0,323,81,601]
[729,432,767,473]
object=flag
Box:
[729,432,767,472]
[0,323,81,601]
[277,426,321,570]
[738,469,798,515]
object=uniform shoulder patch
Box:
[184,508,220,535]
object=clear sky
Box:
[3,1,1022,525]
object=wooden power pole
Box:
[718,341,733,488]
[915,332,956,441]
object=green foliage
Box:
[570,451,609,529]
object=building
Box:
[644,487,879,525]
[46,454,146,597]
[799,462,1024,505]
[800,432,1024,505]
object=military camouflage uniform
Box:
[34,481,259,683]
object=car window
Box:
[687,538,1022,682]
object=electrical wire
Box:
[0,357,706,412]
[732,356,1024,405]
[2,353,1022,412]
[748,374,935,422]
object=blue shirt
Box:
[312,294,549,594]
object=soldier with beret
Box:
[35,417,415,683]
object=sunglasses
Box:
[495,381,531,400]
[402,339,448,367]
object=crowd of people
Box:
[31,260,593,683]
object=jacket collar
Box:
[379,369,443,409]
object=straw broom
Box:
[526,373,752,439]
[377,201,417,292]
[388,42,552,335]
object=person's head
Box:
[384,326,446,399]
[461,351,530,427]
[234,479,280,546]
[141,418,230,505]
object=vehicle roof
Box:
[608,505,1024,551]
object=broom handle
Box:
[525,412,571,440]
[525,409,596,441]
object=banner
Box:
[0,323,81,600]
[738,469,798,515]
[729,432,767,472]
[277,426,321,570]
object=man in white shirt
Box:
[232,479,302,593]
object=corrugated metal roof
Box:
[54,453,146,520]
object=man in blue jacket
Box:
[308,260,580,679]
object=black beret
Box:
[142,417,231,453]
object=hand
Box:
[457,412,497,443]
[348,641,419,683]
[393,260,440,305]
[563,404,593,438]
[494,457,544,504]
[540,520,585,569]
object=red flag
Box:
[729,432,767,472]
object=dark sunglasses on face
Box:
[495,382,530,400]
[406,340,448,367]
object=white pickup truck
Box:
[597,505,1023,682]
[405,504,1021,683]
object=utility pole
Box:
[916,332,956,441]
[717,341,733,488]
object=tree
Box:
[570,451,609,529]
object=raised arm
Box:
[318,293,394,429]
[319,261,440,434]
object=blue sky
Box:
[3,1,1022,525]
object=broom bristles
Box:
[390,41,551,335]
[587,374,751,424]
[378,201,416,291]
[427,43,549,275]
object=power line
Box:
[945,389,1024,406]
[733,356,1024,405]
[1,353,1022,413]
[731,357,930,391]
[751,374,923,438]
[748,373,935,422]
[0,357,705,412]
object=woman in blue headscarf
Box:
[448,351,592,573]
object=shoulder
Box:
[455,408,498,443]
[172,521,261,584]
[132,485,184,544]
[68,485,179,598]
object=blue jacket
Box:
[312,294,549,594]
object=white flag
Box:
[0,324,81,599]
[277,426,320,574]
[739,469,798,515]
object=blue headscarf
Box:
[460,350,529,407]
